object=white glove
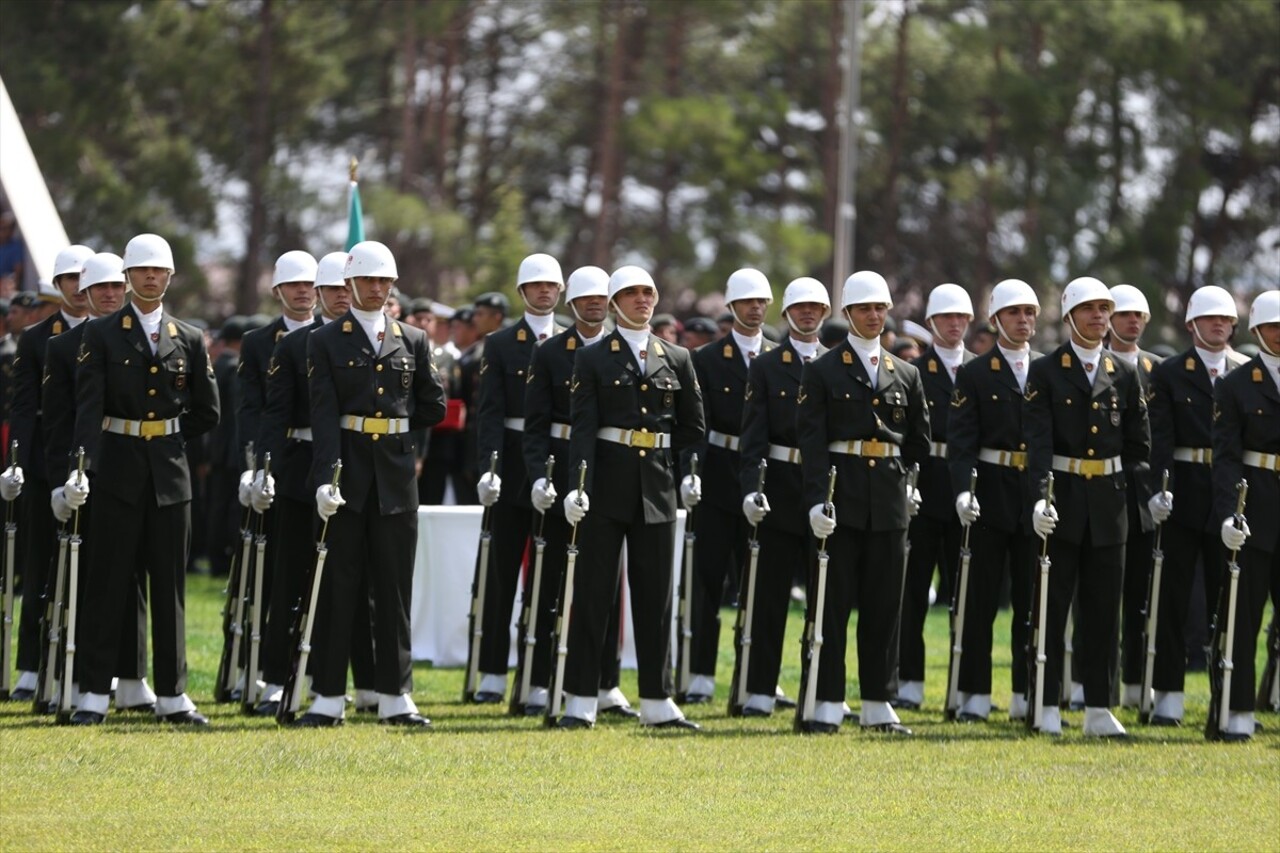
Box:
[238,470,254,508]
[680,474,702,509]
[1221,517,1250,551]
[809,503,836,538]
[1032,499,1058,540]
[64,472,90,509]
[1147,491,1173,524]
[531,478,557,513]
[906,485,922,518]
[316,484,345,521]
[250,471,275,513]
[477,471,502,507]
[563,490,590,525]
[50,488,72,524]
[955,491,981,526]
[742,492,770,526]
[0,465,23,501]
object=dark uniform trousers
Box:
[796,342,931,704]
[900,346,974,684]
[1211,355,1280,712]
[1024,345,1150,707]
[561,331,704,701]
[1148,348,1246,691]
[736,338,824,698]
[238,320,287,616]
[306,313,445,699]
[73,308,219,697]
[948,347,1041,696]
[453,342,483,505]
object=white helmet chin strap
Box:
[1107,317,1139,347]
[992,313,1034,347]
[1066,312,1103,347]
[611,300,647,330]
[1256,328,1279,358]
[519,284,556,317]
[843,307,878,341]
[729,302,763,332]
[570,299,604,330]
[1189,318,1224,352]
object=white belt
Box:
[597,427,671,450]
[550,422,572,441]
[1052,454,1121,477]
[827,439,900,458]
[978,448,1027,469]
[930,441,947,459]
[768,444,801,465]
[707,430,740,452]
[1243,450,1280,472]
[286,427,313,441]
[102,416,180,439]
[340,415,409,435]
[504,417,525,432]
[1173,446,1212,464]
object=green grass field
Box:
[2,575,1277,851]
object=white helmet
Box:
[1249,289,1280,331]
[566,266,609,302]
[52,245,95,280]
[272,250,318,287]
[986,279,1039,320]
[344,241,397,280]
[607,265,656,301]
[78,253,126,292]
[122,233,175,273]
[924,283,974,319]
[1185,285,1238,322]
[1109,284,1150,317]
[841,270,893,309]
[517,253,565,289]
[315,252,349,287]
[782,277,832,313]
[1061,276,1113,316]
[725,268,773,304]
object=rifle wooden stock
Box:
[675,454,698,701]
[0,438,17,700]
[796,467,837,731]
[1138,469,1169,723]
[545,461,586,726]
[463,450,500,702]
[944,468,978,720]
[511,456,555,715]
[729,459,767,717]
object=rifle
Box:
[277,460,342,725]
[545,461,587,726]
[674,453,698,702]
[1138,469,1169,724]
[35,498,72,715]
[1206,480,1248,741]
[511,455,555,716]
[0,439,17,700]
[462,450,499,702]
[1027,472,1055,734]
[728,459,767,717]
[795,466,837,732]
[944,468,978,720]
[215,443,256,703]
[242,452,272,713]
[55,449,86,724]
[1257,606,1280,714]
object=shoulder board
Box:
[517,328,527,342]
[566,336,577,351]
[928,359,937,374]
[392,322,402,338]
[168,321,178,338]
[723,344,733,359]
[342,320,353,333]
[782,350,792,364]
[1060,352,1072,368]
[653,341,665,357]
[122,315,133,330]
[842,351,853,364]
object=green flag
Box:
[345,179,365,250]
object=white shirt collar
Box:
[282,315,311,333]
[846,333,882,379]
[61,309,87,329]
[1195,345,1226,372]
[131,301,163,325]
[351,307,386,351]
[1259,352,1280,387]
[790,337,819,361]
[1071,340,1104,385]
[731,329,763,365]
[578,327,605,347]
[617,325,650,367]
[1109,346,1139,365]
[525,311,555,341]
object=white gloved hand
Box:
[1147,491,1173,524]
[50,488,72,524]
[477,471,502,507]
[250,471,275,513]
[906,485,922,518]
[0,465,23,501]
[316,484,345,521]
[742,492,771,526]
[64,472,90,509]
[563,490,590,525]
[809,503,836,538]
[680,474,702,509]
[1221,517,1250,551]
[955,491,981,526]
[238,470,254,508]
[531,477,557,513]
[1032,499,1058,540]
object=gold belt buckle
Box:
[628,430,656,449]
[864,440,887,458]
[139,420,167,438]
[1009,451,1027,467]
[363,417,390,434]
[1076,459,1104,477]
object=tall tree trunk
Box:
[589,0,632,266]
[874,5,912,273]
[819,0,843,285]
[397,4,419,192]
[652,4,685,287]
[238,0,273,314]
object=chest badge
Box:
[517,329,527,342]
[611,339,620,352]
[782,350,792,364]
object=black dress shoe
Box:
[774,694,797,709]
[956,712,987,723]
[741,706,771,718]
[683,693,712,705]
[599,704,640,719]
[1067,700,1086,711]
[890,697,921,711]
[798,720,839,735]
[159,710,209,726]
[844,710,860,724]
[118,703,157,714]
[1216,730,1252,743]
[9,687,36,702]
[291,712,343,728]
[70,710,105,725]
[381,713,432,728]
[253,700,280,717]
[472,691,504,704]
[1148,714,1181,727]
[864,722,914,736]
[555,715,593,730]
[522,704,547,717]
[354,704,378,714]
[646,717,701,731]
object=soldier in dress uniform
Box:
[67,234,220,725]
[556,265,705,729]
[1104,284,1162,711]
[946,279,1042,723]
[207,317,245,578]
[297,241,445,727]
[2,243,94,703]
[418,305,461,506]
[795,270,930,735]
[1208,289,1280,741]
[451,307,482,505]
[1023,277,1150,737]
[896,283,976,710]
[468,254,564,704]
[522,266,635,718]
[683,269,776,702]
[732,277,830,716]
[1144,285,1250,725]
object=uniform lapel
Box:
[1091,352,1116,399]
[989,347,1021,394]
[379,317,407,361]
[875,353,897,391]
[720,335,749,383]
[782,338,803,383]
[607,330,640,376]
[1253,356,1280,405]
[1186,349,1214,398]
[644,334,667,378]
[843,341,873,389]
[120,307,148,356]
[1060,346,1092,396]
[156,312,178,360]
